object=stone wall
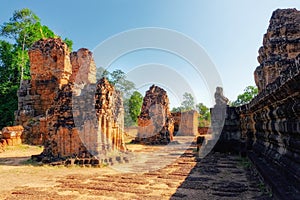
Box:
[42,77,126,160]
[172,110,198,136]
[238,8,300,197]
[212,106,241,153]
[202,86,241,153]
[15,38,126,163]
[198,127,211,135]
[136,85,174,145]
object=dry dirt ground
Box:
[0,137,272,200]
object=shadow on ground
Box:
[0,156,33,166]
[170,149,273,200]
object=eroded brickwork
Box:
[239,9,300,196]
[15,38,126,163]
[136,85,174,144]
[254,8,300,92]
[16,38,72,144]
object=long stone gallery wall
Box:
[209,9,300,198]
[237,8,300,198]
[15,38,126,163]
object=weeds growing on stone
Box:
[238,156,252,169]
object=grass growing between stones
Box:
[20,158,42,166]
[5,144,43,151]
[238,156,273,198]
[238,156,252,169]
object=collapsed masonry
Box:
[0,126,23,150]
[136,85,174,145]
[15,38,126,163]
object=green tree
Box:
[171,106,183,113]
[181,92,195,111]
[128,91,143,125]
[96,67,109,80]
[232,86,258,106]
[0,8,73,83]
[109,69,126,85]
[0,41,15,82]
[105,69,135,99]
[196,103,210,120]
[0,8,73,129]
[196,103,211,127]
[100,69,137,127]
[0,83,18,128]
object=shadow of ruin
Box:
[0,7,298,200]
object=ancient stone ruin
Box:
[172,110,198,136]
[5,7,300,198]
[254,8,300,92]
[136,85,174,144]
[210,87,228,137]
[239,9,300,198]
[214,9,300,199]
[15,38,126,164]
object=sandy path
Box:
[0,139,271,200]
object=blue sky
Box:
[1,0,300,107]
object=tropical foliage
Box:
[0,8,73,129]
[232,86,258,106]
[171,92,211,127]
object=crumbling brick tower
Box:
[16,38,126,162]
[136,85,174,145]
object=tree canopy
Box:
[0,8,72,83]
[0,8,73,129]
[196,103,211,127]
[128,91,143,125]
[171,93,211,127]
[232,86,258,106]
[181,92,195,111]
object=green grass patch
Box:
[20,158,42,166]
[5,144,43,151]
[238,156,252,169]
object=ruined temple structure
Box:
[216,9,300,199]
[210,87,228,135]
[172,110,198,136]
[15,38,126,164]
[254,8,300,92]
[201,87,241,154]
[199,9,300,198]
[136,85,174,145]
